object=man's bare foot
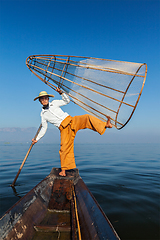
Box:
[106,116,112,128]
[59,170,66,176]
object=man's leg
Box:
[59,124,76,176]
[71,114,112,135]
[59,114,112,176]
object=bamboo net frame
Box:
[26,55,147,129]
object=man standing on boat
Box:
[32,88,112,176]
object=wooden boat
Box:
[0,168,120,240]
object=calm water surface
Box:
[0,143,160,240]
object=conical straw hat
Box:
[34,91,54,101]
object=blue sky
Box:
[0,0,160,143]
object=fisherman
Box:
[32,87,112,176]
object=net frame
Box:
[26,55,147,129]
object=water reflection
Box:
[11,186,22,199]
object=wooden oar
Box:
[11,124,42,187]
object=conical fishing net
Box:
[26,55,147,129]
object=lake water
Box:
[0,143,160,240]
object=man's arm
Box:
[55,87,70,106]
[32,116,48,144]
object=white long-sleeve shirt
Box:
[36,93,70,141]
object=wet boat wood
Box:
[0,168,120,240]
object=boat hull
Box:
[0,168,120,240]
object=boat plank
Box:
[75,178,120,240]
[0,176,53,240]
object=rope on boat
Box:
[56,226,60,239]
[72,186,82,240]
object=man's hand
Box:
[56,87,63,95]
[32,139,37,145]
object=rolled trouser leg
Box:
[71,114,106,135]
[59,125,76,170]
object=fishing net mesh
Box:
[26,55,147,129]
